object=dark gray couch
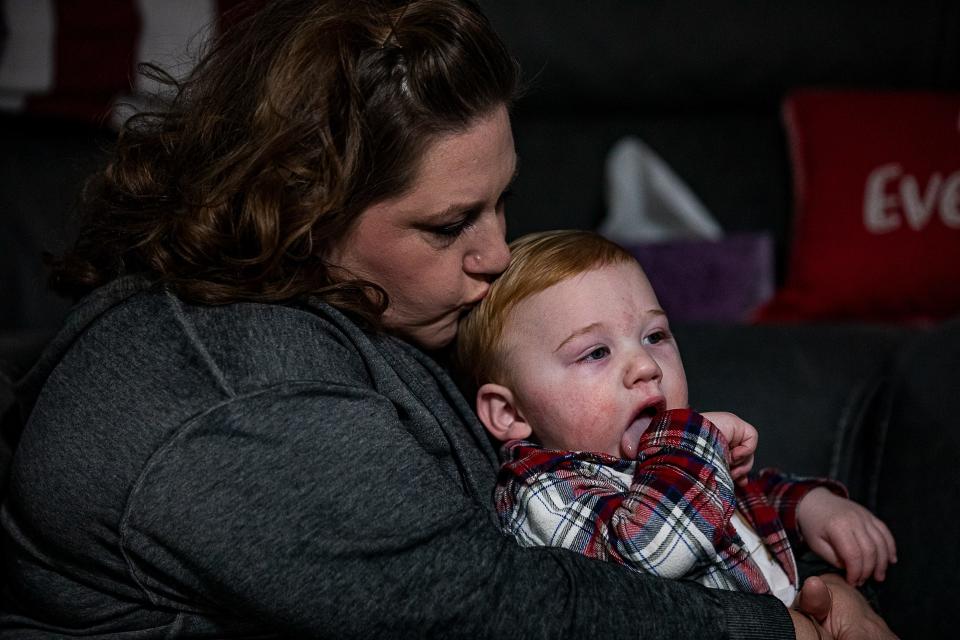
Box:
[2,2,959,637]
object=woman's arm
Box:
[119,390,791,638]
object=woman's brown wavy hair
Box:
[50,0,520,326]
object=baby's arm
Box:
[796,487,898,586]
[496,408,738,579]
[755,472,897,586]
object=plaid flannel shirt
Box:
[495,408,846,596]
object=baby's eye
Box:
[581,346,610,362]
[644,331,669,345]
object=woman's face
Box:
[328,105,516,349]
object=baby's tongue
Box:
[620,414,655,459]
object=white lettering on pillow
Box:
[864,164,960,233]
[942,173,960,228]
[864,164,902,233]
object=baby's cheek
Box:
[562,393,621,446]
[543,386,600,419]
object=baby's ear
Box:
[475,383,532,442]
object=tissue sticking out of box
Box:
[600,136,723,243]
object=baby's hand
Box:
[796,487,898,586]
[701,411,757,485]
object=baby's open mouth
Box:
[619,401,665,459]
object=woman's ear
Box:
[475,383,532,442]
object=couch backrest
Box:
[485,0,960,273]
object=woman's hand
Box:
[808,574,900,639]
[792,575,899,639]
[700,411,757,485]
[797,487,898,585]
[791,575,834,640]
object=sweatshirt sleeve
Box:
[496,408,739,581]
[119,382,792,640]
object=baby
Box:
[457,230,896,605]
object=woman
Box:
[0,1,890,637]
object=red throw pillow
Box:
[757,90,960,323]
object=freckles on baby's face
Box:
[501,262,688,457]
[518,376,621,450]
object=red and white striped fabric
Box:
[0,0,255,127]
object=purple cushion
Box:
[623,232,774,323]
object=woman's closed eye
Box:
[429,216,475,239]
[426,190,512,240]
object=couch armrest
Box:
[871,316,960,637]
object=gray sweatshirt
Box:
[0,277,793,638]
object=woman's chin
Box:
[392,315,459,351]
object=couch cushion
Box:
[674,322,906,478]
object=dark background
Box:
[3,0,959,335]
[2,3,959,636]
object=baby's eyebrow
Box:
[554,322,603,353]
[553,309,666,352]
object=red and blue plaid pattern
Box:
[495,408,844,596]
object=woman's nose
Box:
[463,214,510,277]
[625,347,662,387]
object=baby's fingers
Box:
[850,525,890,586]
[807,536,842,572]
[866,524,889,582]
[824,528,866,586]
[857,525,886,585]
[730,443,754,459]
[728,445,754,474]
[877,517,898,564]
[736,429,758,456]
[867,519,897,581]
[729,462,750,485]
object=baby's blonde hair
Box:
[457,229,637,387]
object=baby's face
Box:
[501,261,688,458]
